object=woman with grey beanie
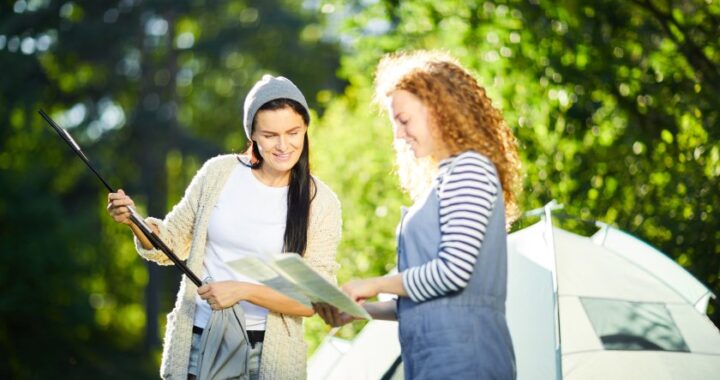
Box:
[107,75,342,379]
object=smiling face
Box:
[387,90,448,160]
[251,106,307,183]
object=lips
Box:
[273,152,292,161]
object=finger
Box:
[326,306,339,326]
[112,214,127,223]
[114,199,134,207]
[110,207,129,218]
[317,304,331,324]
[112,210,132,223]
[115,207,131,217]
[315,302,329,314]
[313,303,325,318]
[312,303,324,317]
[111,199,134,209]
[197,285,210,296]
[112,208,131,218]
[323,306,336,325]
[108,192,127,201]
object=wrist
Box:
[375,276,390,294]
[235,282,255,303]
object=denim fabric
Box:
[247,341,263,380]
[396,160,516,380]
[187,331,202,376]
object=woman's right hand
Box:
[107,189,135,225]
[313,302,358,327]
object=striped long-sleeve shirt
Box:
[402,151,499,302]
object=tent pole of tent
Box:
[541,201,564,380]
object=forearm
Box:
[129,221,159,250]
[243,283,315,317]
[372,274,408,297]
[364,300,397,321]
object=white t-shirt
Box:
[193,162,287,331]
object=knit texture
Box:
[134,154,342,380]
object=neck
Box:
[252,165,291,187]
[431,149,451,162]
[431,139,451,161]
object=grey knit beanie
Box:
[242,74,309,139]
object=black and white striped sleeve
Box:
[402,152,499,303]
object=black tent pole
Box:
[38,109,202,287]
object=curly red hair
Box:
[375,50,522,223]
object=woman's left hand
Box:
[342,278,380,303]
[198,281,248,310]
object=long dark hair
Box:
[245,98,316,256]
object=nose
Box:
[394,123,405,139]
[276,135,288,150]
[394,123,407,140]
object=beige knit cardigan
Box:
[134,154,342,380]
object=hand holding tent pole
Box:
[38,109,202,287]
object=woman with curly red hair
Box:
[316,50,521,379]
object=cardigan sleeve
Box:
[302,179,342,283]
[133,160,209,266]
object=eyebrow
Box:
[258,126,303,135]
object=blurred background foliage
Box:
[1,0,717,378]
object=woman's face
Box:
[388,90,446,159]
[251,106,307,178]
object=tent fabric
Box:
[592,225,713,312]
[308,321,401,380]
[563,351,720,380]
[507,224,561,380]
[507,221,720,380]
[555,228,688,303]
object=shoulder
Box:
[441,151,500,195]
[194,154,240,179]
[452,151,495,172]
[448,151,499,182]
[201,154,240,171]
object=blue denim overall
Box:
[397,159,516,379]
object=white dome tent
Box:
[507,203,719,379]
[309,204,720,379]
